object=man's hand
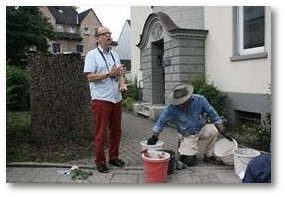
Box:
[108,65,120,78]
[147,134,158,145]
[221,129,233,141]
[119,84,128,91]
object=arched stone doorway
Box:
[136,12,208,119]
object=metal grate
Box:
[235,110,261,127]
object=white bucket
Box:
[233,148,261,179]
[140,140,164,151]
[214,138,238,165]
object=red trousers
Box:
[92,100,122,166]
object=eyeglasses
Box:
[97,32,112,37]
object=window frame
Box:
[52,42,61,54]
[56,24,64,32]
[231,6,267,61]
[76,45,84,53]
[83,27,90,35]
[237,6,265,55]
[69,25,76,33]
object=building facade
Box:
[131,6,271,126]
[39,6,102,56]
[114,20,132,80]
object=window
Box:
[83,27,90,35]
[57,8,63,14]
[52,43,61,53]
[69,26,76,33]
[56,24,64,32]
[76,45,84,53]
[237,6,265,55]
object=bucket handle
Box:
[145,163,168,173]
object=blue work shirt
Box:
[153,94,222,135]
[242,153,271,183]
[84,46,122,103]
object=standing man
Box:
[147,83,232,166]
[84,26,126,173]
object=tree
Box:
[6,6,56,66]
[71,6,80,12]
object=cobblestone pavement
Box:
[65,112,209,167]
[6,112,242,183]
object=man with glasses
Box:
[84,26,126,173]
[147,84,233,166]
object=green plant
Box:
[123,97,135,112]
[6,6,56,66]
[122,76,139,101]
[254,112,271,145]
[6,65,30,110]
[70,166,93,183]
[122,76,139,112]
[6,111,30,133]
[191,77,227,118]
[255,84,271,148]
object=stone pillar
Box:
[164,35,207,96]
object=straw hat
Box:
[167,84,194,105]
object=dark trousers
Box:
[92,100,122,166]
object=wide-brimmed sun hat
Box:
[167,84,194,105]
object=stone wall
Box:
[29,53,93,146]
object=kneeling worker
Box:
[147,83,232,166]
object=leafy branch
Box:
[70,166,93,183]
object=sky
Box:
[78,6,130,41]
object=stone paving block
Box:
[6,167,14,179]
[189,175,203,183]
[167,173,192,183]
[216,171,242,183]
[89,171,113,183]
[110,174,138,183]
[56,174,90,183]
[127,169,145,174]
[6,168,41,183]
[31,168,62,183]
[109,169,129,174]
[138,173,146,183]
[201,173,221,183]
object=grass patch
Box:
[6,110,94,163]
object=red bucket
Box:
[142,151,170,183]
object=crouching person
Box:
[147,84,232,166]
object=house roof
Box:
[47,6,102,27]
[126,19,131,26]
[48,6,79,25]
[78,8,92,23]
[47,6,103,28]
